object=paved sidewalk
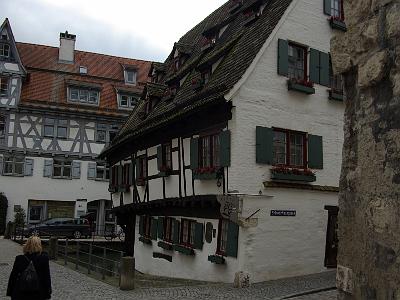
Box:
[0,238,336,300]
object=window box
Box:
[193,167,219,180]
[329,90,344,101]
[287,79,315,94]
[208,254,225,265]
[329,17,347,32]
[139,236,152,245]
[271,167,316,182]
[158,240,173,251]
[173,244,195,255]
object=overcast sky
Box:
[0,0,227,62]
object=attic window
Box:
[201,68,212,85]
[79,66,88,74]
[124,69,137,85]
[1,34,7,40]
[0,43,10,58]
[201,35,217,51]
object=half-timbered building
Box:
[100,0,345,283]
[0,19,151,235]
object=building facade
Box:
[0,19,151,235]
[101,0,345,283]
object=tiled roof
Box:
[16,42,152,116]
[103,0,293,156]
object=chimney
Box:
[59,31,76,63]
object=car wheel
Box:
[73,230,82,239]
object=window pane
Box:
[97,130,106,142]
[120,95,128,106]
[70,88,79,100]
[4,161,13,174]
[0,77,8,96]
[130,97,138,107]
[96,167,104,179]
[63,166,71,177]
[88,91,98,103]
[44,125,54,137]
[30,206,42,221]
[0,116,5,143]
[53,166,61,177]
[273,131,287,165]
[79,90,88,102]
[126,70,136,83]
[288,45,305,80]
[57,126,67,138]
[289,133,304,166]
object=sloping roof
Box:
[103,0,293,156]
[16,42,152,116]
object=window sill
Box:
[158,240,174,250]
[287,80,315,95]
[329,90,344,101]
[271,172,316,182]
[52,176,72,180]
[173,244,195,255]
[329,19,347,32]
[193,172,217,180]
[139,236,152,245]
[208,254,225,265]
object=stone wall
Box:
[331,1,400,299]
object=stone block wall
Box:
[331,1,400,299]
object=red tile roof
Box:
[16,42,152,116]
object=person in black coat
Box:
[7,236,52,300]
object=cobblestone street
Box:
[0,239,336,299]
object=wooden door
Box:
[324,205,338,268]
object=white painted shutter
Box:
[71,161,81,179]
[87,162,97,180]
[24,158,34,176]
[43,159,53,177]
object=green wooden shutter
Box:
[277,39,289,76]
[71,161,81,179]
[190,138,199,170]
[172,220,180,244]
[158,217,164,240]
[157,145,163,171]
[24,158,34,176]
[256,126,273,164]
[139,216,144,235]
[226,221,239,258]
[324,0,331,15]
[117,165,123,186]
[309,48,320,84]
[43,160,53,177]
[87,162,96,180]
[219,130,231,167]
[308,134,323,169]
[150,218,158,240]
[128,163,134,185]
[193,222,204,250]
[320,52,330,87]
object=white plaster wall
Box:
[1,157,110,223]
[239,192,337,282]
[228,0,344,195]
[134,216,240,283]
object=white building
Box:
[100,0,346,283]
[0,19,151,235]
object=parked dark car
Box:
[24,218,91,239]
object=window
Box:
[124,69,137,85]
[180,219,196,247]
[288,43,307,80]
[110,165,118,186]
[96,124,119,144]
[118,94,139,109]
[79,66,87,74]
[0,43,10,58]
[0,76,8,96]
[331,0,344,20]
[217,219,229,254]
[123,164,130,185]
[43,118,68,138]
[161,143,172,170]
[68,87,99,105]
[201,68,212,85]
[137,156,147,181]
[96,162,110,180]
[53,159,72,178]
[272,129,306,168]
[0,115,5,144]
[143,215,152,237]
[3,156,24,176]
[29,206,43,223]
[329,61,344,95]
[164,217,175,242]
[199,134,220,168]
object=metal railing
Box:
[57,239,124,280]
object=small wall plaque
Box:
[270,210,296,217]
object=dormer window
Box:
[230,0,243,12]
[201,68,212,85]
[124,69,137,85]
[201,34,217,51]
[118,93,139,109]
[0,43,10,58]
[79,66,87,75]
[1,34,7,40]
[68,86,100,105]
[0,77,9,96]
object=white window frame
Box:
[53,159,72,179]
[68,86,100,105]
[96,162,110,181]
[3,156,25,176]
[118,93,139,109]
[124,69,137,85]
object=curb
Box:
[272,286,337,299]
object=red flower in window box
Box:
[195,166,217,174]
[289,78,314,88]
[329,15,344,22]
[271,166,315,177]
